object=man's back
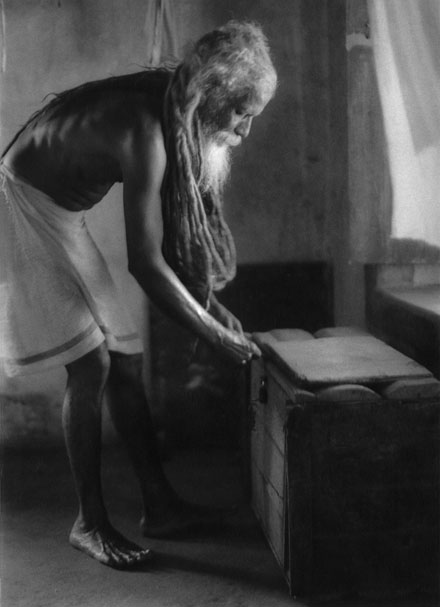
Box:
[2,70,170,211]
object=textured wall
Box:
[0,0,340,443]
[222,0,336,263]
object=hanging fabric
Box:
[368,0,440,249]
[143,0,179,66]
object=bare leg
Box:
[63,344,152,568]
[107,352,234,538]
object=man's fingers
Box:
[220,328,262,364]
[226,317,243,334]
[251,343,262,358]
[234,319,244,334]
[237,338,261,363]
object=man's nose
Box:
[235,116,252,138]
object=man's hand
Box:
[217,326,261,365]
[209,295,243,333]
[208,295,260,364]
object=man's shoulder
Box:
[78,84,165,153]
[113,94,164,144]
[113,91,166,166]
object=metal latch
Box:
[258,377,268,404]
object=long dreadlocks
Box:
[161,21,277,307]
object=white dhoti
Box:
[0,163,143,377]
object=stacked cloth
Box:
[0,163,142,377]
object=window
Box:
[368,0,440,249]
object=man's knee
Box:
[66,343,111,388]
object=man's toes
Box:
[121,538,151,558]
[115,536,153,562]
[69,522,154,569]
[107,530,152,561]
[103,544,128,568]
[107,542,153,568]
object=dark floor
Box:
[3,444,438,607]
[1,443,301,607]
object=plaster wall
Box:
[0,0,337,444]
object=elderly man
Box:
[0,21,277,568]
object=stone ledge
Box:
[378,285,440,325]
[366,272,440,378]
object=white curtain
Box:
[368,0,440,249]
[143,0,179,66]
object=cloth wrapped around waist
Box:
[0,162,142,377]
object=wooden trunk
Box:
[249,328,440,602]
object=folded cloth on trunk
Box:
[0,162,143,377]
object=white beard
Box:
[199,140,232,195]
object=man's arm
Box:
[208,294,243,334]
[119,116,260,364]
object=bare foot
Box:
[70,518,154,569]
[141,499,237,539]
